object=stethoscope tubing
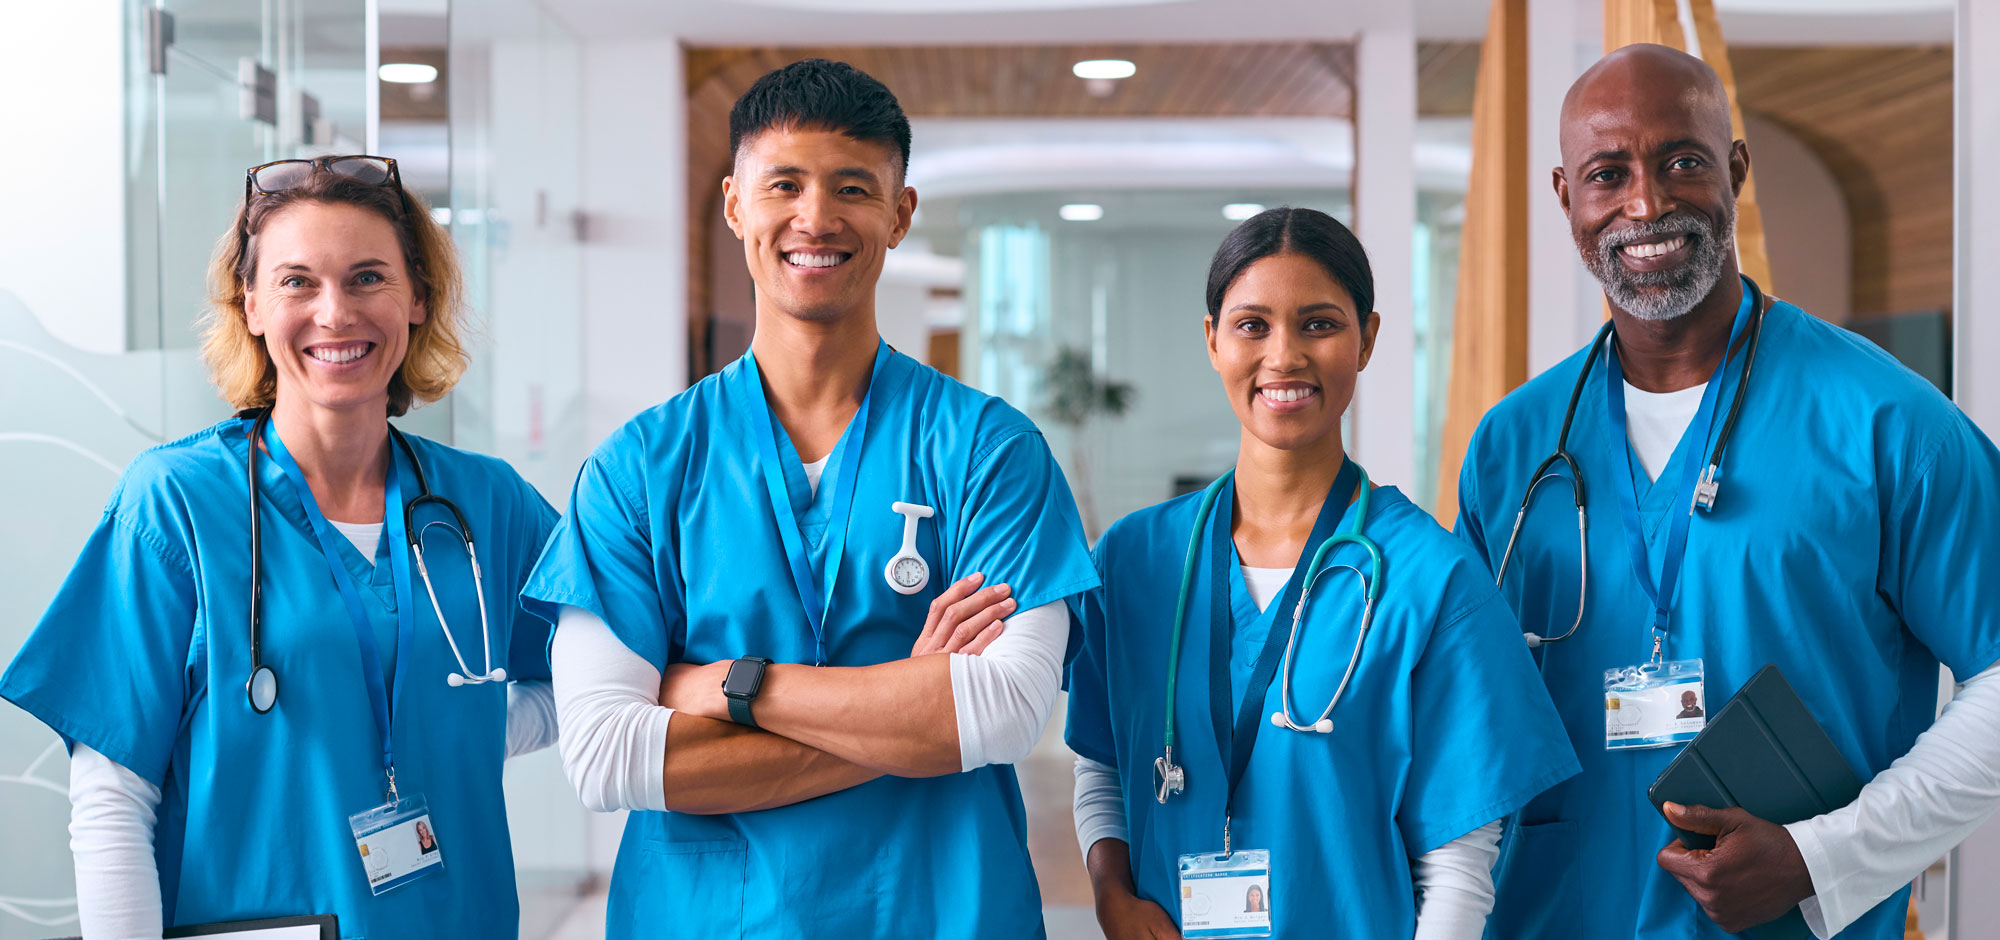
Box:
[1496,278,1768,648]
[1156,465,1384,803]
[243,410,501,713]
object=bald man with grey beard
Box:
[1453,43,2000,940]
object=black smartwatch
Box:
[722,656,775,729]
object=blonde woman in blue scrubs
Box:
[1,158,559,937]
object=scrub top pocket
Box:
[632,837,748,940]
[1489,819,1579,940]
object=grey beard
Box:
[1580,211,1734,321]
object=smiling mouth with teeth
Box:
[784,251,851,269]
[1259,386,1318,404]
[1621,235,1689,260]
[306,343,374,365]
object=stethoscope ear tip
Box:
[1269,711,1287,728]
[447,672,466,687]
[490,667,506,682]
[1524,632,1544,648]
[1313,718,1334,734]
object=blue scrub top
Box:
[521,342,1099,940]
[1456,296,2000,940]
[0,417,559,940]
[1066,481,1579,938]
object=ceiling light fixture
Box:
[1059,203,1105,222]
[378,63,439,84]
[1072,59,1137,81]
[1223,203,1265,221]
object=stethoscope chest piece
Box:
[1154,752,1186,804]
[248,665,278,714]
[885,501,934,595]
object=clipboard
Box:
[48,914,337,940]
[1648,663,1865,940]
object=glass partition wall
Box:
[0,2,370,935]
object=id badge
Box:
[349,794,445,895]
[1604,658,1706,749]
[1177,849,1273,939]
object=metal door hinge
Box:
[144,7,175,76]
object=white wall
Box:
[1527,0,1608,374]
[0,3,127,355]
[1953,0,2000,933]
[1351,17,1419,492]
[570,37,692,874]
[1743,113,1850,323]
[579,39,690,445]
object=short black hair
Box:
[729,59,913,179]
[1205,207,1374,324]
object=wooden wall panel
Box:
[1730,45,1953,317]
[683,43,1355,377]
[1603,0,1684,52]
[1435,0,1529,519]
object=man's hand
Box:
[911,573,1016,656]
[659,574,1017,721]
[1656,801,1816,933]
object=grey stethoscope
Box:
[244,410,504,714]
[1154,467,1385,804]
[1493,277,1768,648]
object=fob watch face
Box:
[891,555,927,589]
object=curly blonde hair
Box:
[200,170,466,417]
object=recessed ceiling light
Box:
[1072,60,1137,81]
[379,63,439,84]
[1223,203,1265,221]
[1059,203,1104,222]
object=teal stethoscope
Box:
[1153,464,1385,805]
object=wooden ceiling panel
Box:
[1417,41,1480,117]
[683,42,1356,374]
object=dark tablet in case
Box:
[1648,663,1865,940]
[48,915,338,940]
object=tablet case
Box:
[47,915,338,940]
[1648,663,1865,940]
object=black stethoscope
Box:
[1493,277,1769,648]
[244,409,503,714]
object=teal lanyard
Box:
[742,344,889,666]
[1161,460,1370,843]
[261,421,415,790]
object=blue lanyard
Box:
[742,344,890,666]
[1205,458,1359,831]
[1602,290,1751,657]
[262,421,411,778]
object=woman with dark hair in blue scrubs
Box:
[1067,207,1579,939]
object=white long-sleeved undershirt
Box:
[66,680,555,940]
[1788,661,2000,937]
[1625,380,2000,935]
[552,599,1069,813]
[555,450,1070,810]
[1072,562,1502,939]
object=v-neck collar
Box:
[245,419,400,610]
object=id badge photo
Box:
[1177,849,1273,939]
[349,794,446,895]
[1604,658,1707,749]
